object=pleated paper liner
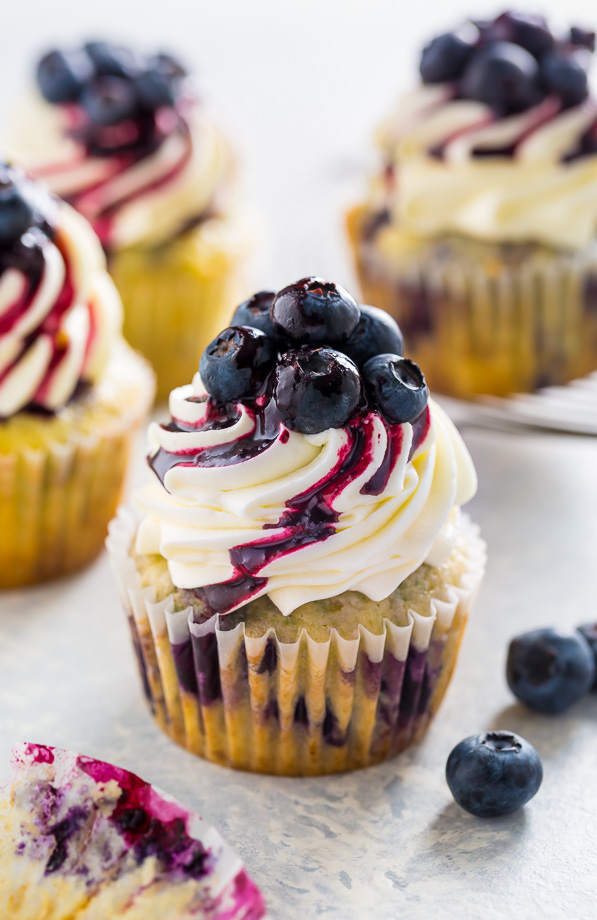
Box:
[107,508,486,776]
[110,215,250,401]
[346,204,597,400]
[0,344,154,589]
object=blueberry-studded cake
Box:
[6,40,247,398]
[347,10,597,397]
[108,278,485,775]
[0,743,266,918]
[0,164,153,587]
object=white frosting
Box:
[0,203,121,417]
[376,85,597,249]
[5,92,234,250]
[135,374,477,616]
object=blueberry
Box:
[231,291,277,340]
[84,41,139,78]
[343,305,404,368]
[461,42,544,115]
[271,277,360,348]
[273,348,362,435]
[362,354,428,425]
[569,27,596,53]
[420,27,479,84]
[506,628,595,714]
[0,168,34,245]
[200,326,277,403]
[446,731,543,818]
[136,69,176,110]
[541,52,588,108]
[489,12,555,60]
[576,624,597,690]
[150,52,187,82]
[81,76,139,125]
[37,48,94,104]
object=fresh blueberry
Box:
[569,26,596,52]
[541,52,588,108]
[136,70,176,110]
[446,731,543,818]
[362,354,428,425]
[489,12,555,60]
[273,347,362,435]
[271,277,360,348]
[343,305,404,368]
[84,41,139,78]
[231,291,277,340]
[199,326,277,403]
[150,52,187,82]
[420,27,479,84]
[81,76,139,125]
[37,49,94,104]
[576,624,597,690]
[461,42,543,115]
[0,168,34,245]
[506,628,595,714]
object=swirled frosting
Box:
[135,373,477,616]
[5,92,234,253]
[0,180,121,418]
[375,84,597,249]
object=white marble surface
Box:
[2,429,597,919]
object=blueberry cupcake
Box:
[6,41,246,399]
[0,164,154,588]
[107,278,485,776]
[347,11,597,398]
[0,742,266,918]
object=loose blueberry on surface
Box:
[489,11,555,59]
[136,70,177,110]
[0,168,35,245]
[231,291,277,340]
[446,731,543,818]
[461,41,543,115]
[270,277,360,348]
[199,326,277,403]
[343,305,404,368]
[576,624,597,690]
[37,49,94,104]
[150,52,187,82]
[506,628,595,714]
[541,52,588,108]
[81,76,139,125]
[362,354,428,425]
[420,28,479,84]
[569,26,596,53]
[84,41,139,78]
[273,348,362,435]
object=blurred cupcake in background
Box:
[108,278,485,776]
[5,40,248,399]
[347,11,597,398]
[0,165,153,588]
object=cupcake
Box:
[108,278,485,776]
[0,742,266,918]
[347,11,597,398]
[5,40,246,399]
[0,164,153,588]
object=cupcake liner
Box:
[347,204,597,398]
[110,215,249,400]
[0,345,154,588]
[107,507,486,776]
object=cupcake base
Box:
[110,216,247,401]
[0,343,154,589]
[107,508,485,776]
[347,204,597,398]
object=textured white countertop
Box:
[2,428,597,919]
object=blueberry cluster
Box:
[36,41,186,129]
[0,163,53,247]
[420,11,594,114]
[199,278,427,435]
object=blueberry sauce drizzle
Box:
[149,393,431,616]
